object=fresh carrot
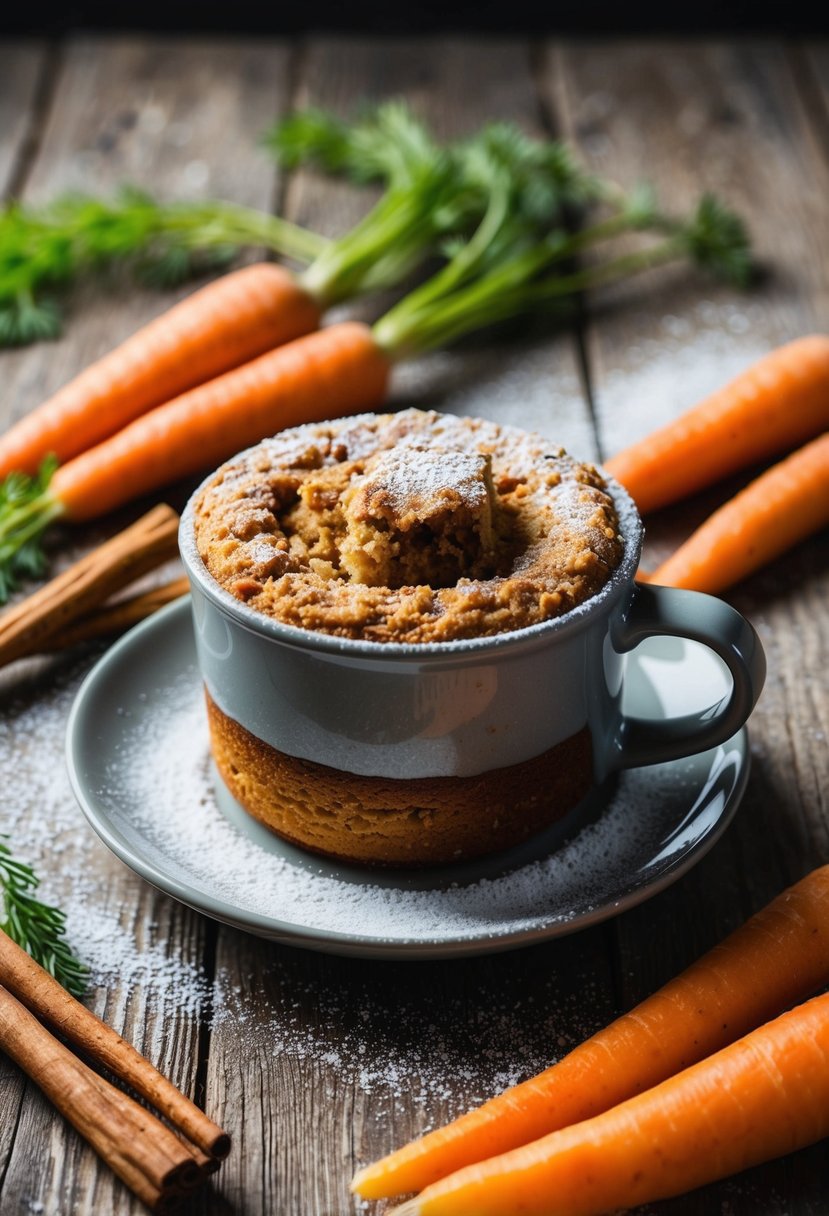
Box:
[0,169,751,596]
[0,263,321,480]
[648,431,829,592]
[390,991,829,1216]
[605,335,829,515]
[352,865,829,1200]
[50,322,389,521]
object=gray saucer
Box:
[65,598,749,959]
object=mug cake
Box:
[189,409,626,865]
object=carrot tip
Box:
[349,1169,368,1194]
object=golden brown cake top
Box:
[192,409,625,643]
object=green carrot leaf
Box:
[0,191,326,347]
[681,193,753,286]
[264,101,441,189]
[0,456,61,603]
[0,295,63,346]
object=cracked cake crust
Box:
[192,409,624,644]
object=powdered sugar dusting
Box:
[91,651,726,945]
[213,952,612,1110]
[3,618,741,1113]
[357,446,489,517]
[1,661,210,1018]
[596,300,772,455]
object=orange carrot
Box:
[648,431,829,592]
[606,335,829,514]
[0,263,321,479]
[51,321,389,521]
[391,991,829,1216]
[353,865,829,1200]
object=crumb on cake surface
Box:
[192,409,625,643]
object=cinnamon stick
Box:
[0,928,230,1160]
[45,577,191,650]
[0,982,201,1207]
[0,504,180,667]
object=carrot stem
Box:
[299,182,448,306]
[373,192,748,358]
[373,236,686,357]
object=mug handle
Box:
[611,584,766,770]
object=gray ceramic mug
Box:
[179,481,765,865]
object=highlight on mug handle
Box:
[612,584,767,770]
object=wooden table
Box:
[1,34,827,1216]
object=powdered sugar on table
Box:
[86,642,723,947]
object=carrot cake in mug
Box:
[191,409,625,865]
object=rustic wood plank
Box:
[3,34,825,1216]
[0,36,52,1199]
[547,40,829,1215]
[1,35,292,431]
[0,35,292,1216]
[0,1057,23,1203]
[203,37,616,1216]
[0,41,48,197]
[547,41,829,471]
[801,43,829,121]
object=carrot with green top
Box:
[647,431,829,592]
[0,108,451,483]
[606,335,829,515]
[0,150,748,596]
[353,865,829,1200]
[389,991,829,1216]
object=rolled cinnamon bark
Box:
[0,983,199,1203]
[45,576,191,649]
[0,503,180,667]
[0,928,230,1160]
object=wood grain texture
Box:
[0,42,48,196]
[546,40,829,1215]
[0,35,827,1216]
[801,43,829,123]
[0,36,291,1216]
[0,37,51,1205]
[547,41,829,459]
[201,35,616,1216]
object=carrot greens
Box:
[1,105,751,348]
[0,458,60,600]
[373,185,750,358]
[268,105,751,356]
[269,104,470,305]
[266,105,600,305]
[0,190,326,347]
[0,103,753,597]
